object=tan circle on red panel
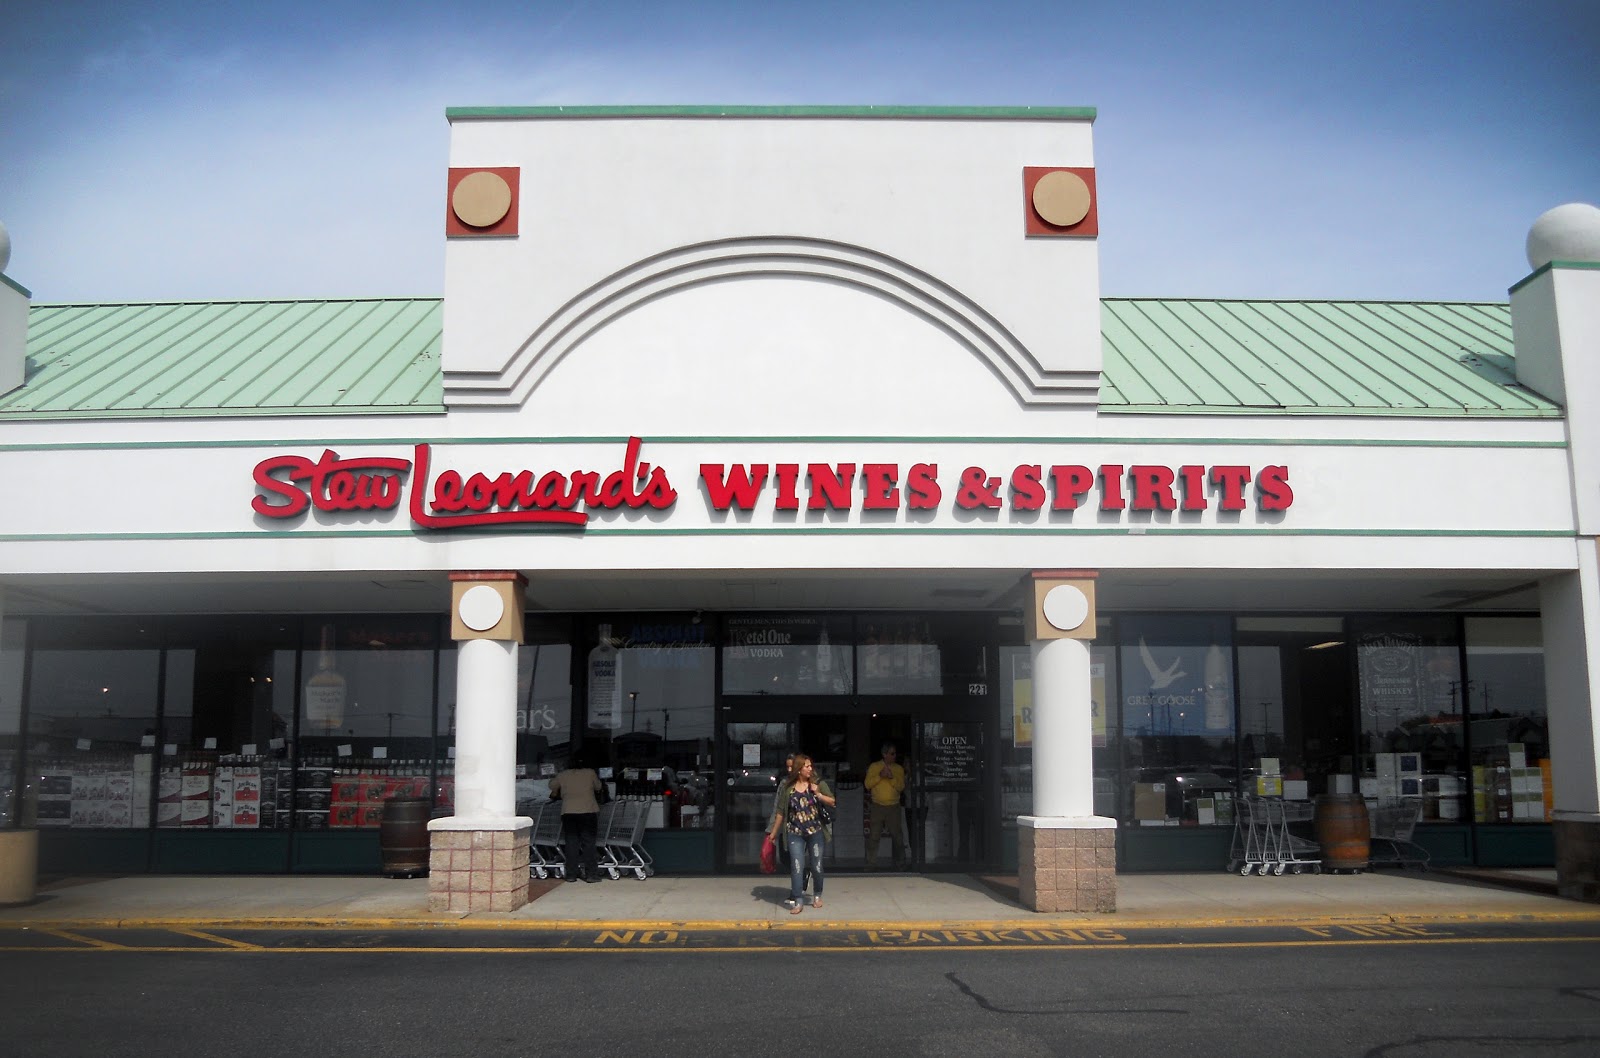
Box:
[1031,170,1092,228]
[451,171,513,228]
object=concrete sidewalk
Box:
[1,869,1592,931]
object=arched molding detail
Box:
[442,236,1100,408]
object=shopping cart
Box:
[1369,797,1429,870]
[598,799,655,880]
[1227,793,1266,875]
[1227,794,1321,876]
[1271,798,1322,875]
[528,801,566,880]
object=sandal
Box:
[789,902,803,915]
[812,898,823,909]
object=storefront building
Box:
[2,107,1598,912]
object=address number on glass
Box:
[967,683,988,696]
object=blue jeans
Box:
[787,830,825,902]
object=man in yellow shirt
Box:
[863,743,907,870]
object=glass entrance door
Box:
[838,713,913,871]
[720,720,793,869]
[913,719,986,870]
[718,704,994,872]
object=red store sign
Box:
[251,438,1293,530]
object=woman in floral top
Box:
[766,753,836,914]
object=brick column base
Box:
[1554,818,1600,903]
[1018,820,1116,913]
[426,826,531,913]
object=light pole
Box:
[629,691,639,732]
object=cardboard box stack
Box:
[1134,782,1167,825]
[1473,743,1553,823]
[34,762,73,827]
[180,760,213,826]
[1255,758,1282,797]
[295,758,333,830]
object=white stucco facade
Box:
[1,107,1596,901]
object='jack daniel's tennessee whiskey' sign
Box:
[251,437,1293,530]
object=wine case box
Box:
[298,766,333,789]
[39,774,73,797]
[1133,783,1166,821]
[36,800,72,823]
[329,805,361,828]
[296,790,331,812]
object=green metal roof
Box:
[1100,299,1558,417]
[0,296,1560,421]
[2,298,444,419]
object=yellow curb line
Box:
[4,909,1600,933]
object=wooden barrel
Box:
[379,797,432,878]
[1314,793,1371,871]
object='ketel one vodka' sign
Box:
[251,437,1293,530]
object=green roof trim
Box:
[2,296,1563,422]
[1,273,30,298]
[0,435,1565,454]
[1509,259,1600,295]
[446,105,1097,121]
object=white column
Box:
[449,637,519,822]
[1031,636,1095,818]
[1543,547,1600,821]
[1516,209,1600,899]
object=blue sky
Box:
[1,1,1595,303]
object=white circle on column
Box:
[1042,584,1089,632]
[459,584,505,632]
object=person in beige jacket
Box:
[548,753,606,882]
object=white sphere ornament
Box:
[1041,584,1090,633]
[0,221,10,274]
[458,584,506,632]
[1526,203,1600,269]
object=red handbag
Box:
[760,833,778,874]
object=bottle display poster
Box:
[1357,632,1425,725]
[587,624,622,729]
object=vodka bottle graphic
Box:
[587,623,622,730]
[304,624,347,731]
[1204,644,1230,731]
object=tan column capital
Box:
[1025,569,1097,641]
[449,570,527,642]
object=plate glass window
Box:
[1464,617,1548,825]
[1,618,25,827]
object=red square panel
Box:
[446,167,520,237]
[1024,166,1098,237]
